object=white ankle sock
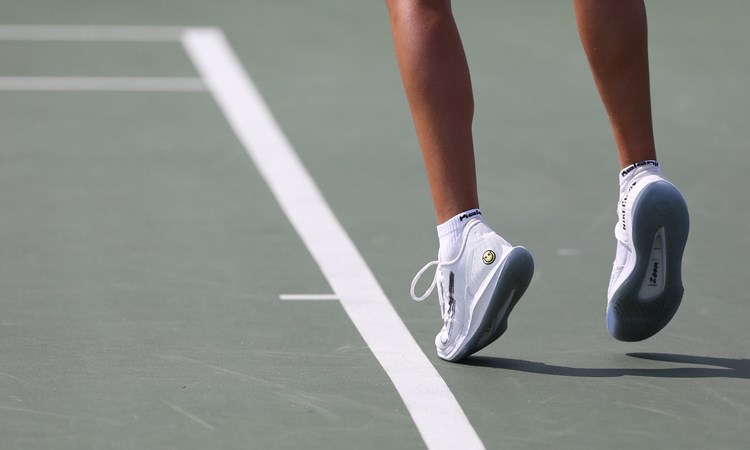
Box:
[437,209,482,261]
[619,160,661,195]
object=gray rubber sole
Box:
[607,181,689,342]
[450,247,534,361]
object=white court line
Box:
[0,77,206,92]
[279,294,338,301]
[182,28,484,450]
[0,25,184,42]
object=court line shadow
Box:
[459,353,750,379]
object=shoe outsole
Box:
[607,181,689,342]
[440,247,534,361]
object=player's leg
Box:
[387,0,533,360]
[574,0,655,168]
[386,0,477,223]
[574,0,689,341]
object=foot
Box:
[411,220,534,361]
[608,171,689,341]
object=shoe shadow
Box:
[459,353,750,379]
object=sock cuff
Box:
[436,209,482,261]
[437,209,482,237]
[620,160,659,179]
[618,160,662,195]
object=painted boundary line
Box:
[182,28,484,450]
[0,26,202,92]
[0,24,483,448]
[0,77,205,91]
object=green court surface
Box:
[1,1,749,449]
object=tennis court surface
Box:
[1,1,748,449]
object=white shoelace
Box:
[410,260,439,302]
[410,260,453,322]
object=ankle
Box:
[437,209,482,261]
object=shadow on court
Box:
[460,353,750,379]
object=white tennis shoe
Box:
[607,169,689,341]
[411,219,534,361]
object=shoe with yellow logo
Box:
[411,219,534,361]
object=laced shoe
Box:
[608,170,689,341]
[411,219,534,361]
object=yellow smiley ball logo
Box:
[482,250,496,265]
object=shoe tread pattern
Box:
[607,181,689,341]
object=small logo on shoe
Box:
[649,261,660,286]
[482,250,496,265]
